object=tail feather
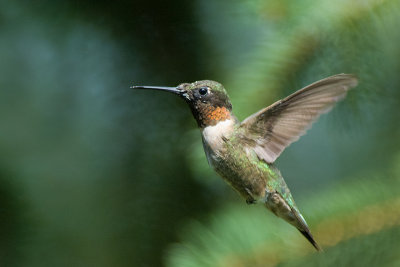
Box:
[264,191,322,251]
[291,207,323,251]
[298,228,322,251]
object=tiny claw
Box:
[246,198,256,205]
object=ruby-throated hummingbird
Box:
[132,74,358,251]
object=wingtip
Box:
[333,73,359,87]
[345,73,358,85]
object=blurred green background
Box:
[1,0,400,266]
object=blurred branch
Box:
[166,155,400,266]
[227,0,399,119]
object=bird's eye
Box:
[199,87,208,96]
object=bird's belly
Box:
[203,142,267,202]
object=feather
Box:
[239,74,358,163]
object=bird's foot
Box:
[246,198,256,205]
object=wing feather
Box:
[239,74,358,163]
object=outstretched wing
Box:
[239,74,358,163]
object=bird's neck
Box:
[201,116,237,153]
[187,102,233,128]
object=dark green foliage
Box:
[0,0,399,266]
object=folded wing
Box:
[239,74,358,163]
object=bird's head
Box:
[132,80,233,128]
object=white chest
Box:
[201,119,235,156]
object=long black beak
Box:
[131,85,184,95]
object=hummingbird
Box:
[132,74,358,251]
